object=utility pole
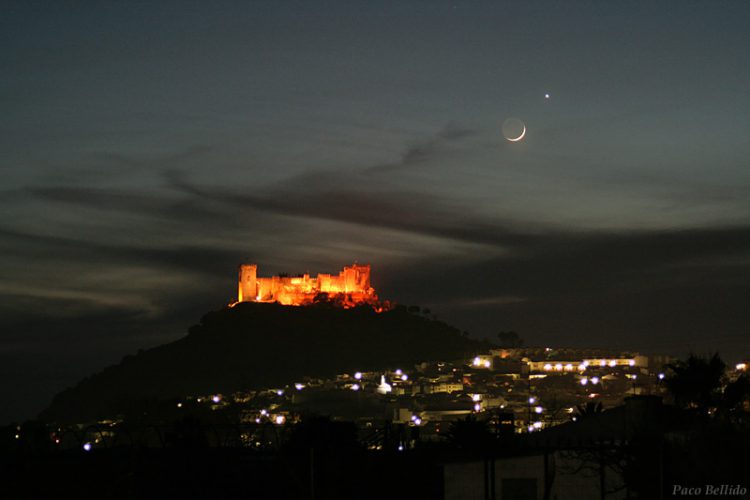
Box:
[527,377,533,432]
[309,447,315,500]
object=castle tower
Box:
[343,264,371,293]
[238,264,258,302]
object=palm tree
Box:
[721,375,750,414]
[573,401,604,420]
[665,353,725,411]
[446,415,494,452]
[497,331,523,348]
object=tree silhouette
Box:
[164,416,209,449]
[446,415,494,453]
[665,353,725,411]
[573,401,604,420]
[720,374,750,416]
[497,331,523,348]
[283,416,359,455]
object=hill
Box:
[40,302,491,423]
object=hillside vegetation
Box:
[41,302,490,423]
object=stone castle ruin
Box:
[236,263,384,309]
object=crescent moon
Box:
[507,125,526,142]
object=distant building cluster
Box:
[178,346,678,444]
[29,350,750,499]
[235,263,383,309]
[44,346,750,479]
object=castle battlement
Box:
[237,263,381,308]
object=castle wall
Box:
[257,277,274,301]
[236,264,377,307]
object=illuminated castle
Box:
[236,263,382,308]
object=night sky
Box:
[2,1,749,423]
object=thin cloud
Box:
[365,122,477,174]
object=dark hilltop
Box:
[41,302,491,423]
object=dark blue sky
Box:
[2,1,749,422]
